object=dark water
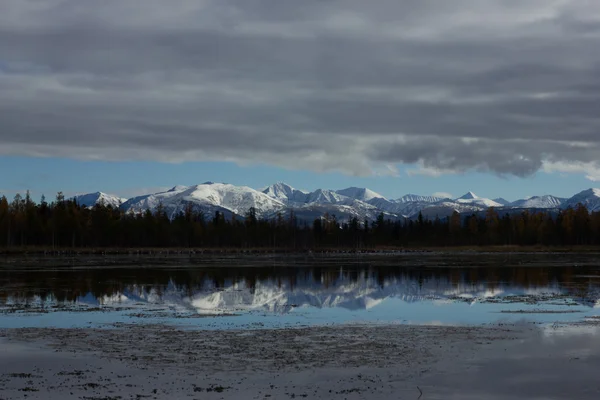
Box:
[1,253,600,329]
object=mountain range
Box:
[73,182,598,223]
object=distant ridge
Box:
[68,183,600,222]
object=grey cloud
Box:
[1,0,600,177]
[371,137,545,177]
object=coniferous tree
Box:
[0,190,599,250]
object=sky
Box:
[2,0,600,202]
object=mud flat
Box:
[0,323,517,399]
[3,322,598,400]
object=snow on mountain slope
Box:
[169,185,190,192]
[262,184,402,221]
[120,188,185,214]
[121,183,285,219]
[509,195,565,209]
[74,192,126,208]
[270,201,402,224]
[83,182,600,222]
[458,191,478,200]
[419,201,487,219]
[366,197,396,209]
[183,184,286,216]
[400,201,450,218]
[455,192,502,208]
[335,187,385,202]
[264,184,384,206]
[400,192,501,219]
[119,182,399,222]
[562,189,600,212]
[363,195,445,218]
[262,184,505,220]
[262,182,309,204]
[493,198,511,206]
[397,194,445,203]
[304,189,350,204]
[365,198,405,215]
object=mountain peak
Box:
[263,182,295,194]
[566,188,600,199]
[272,182,295,190]
[122,182,285,219]
[168,185,189,192]
[584,188,600,197]
[74,192,126,208]
[509,195,564,209]
[262,182,309,204]
[561,188,600,212]
[335,187,385,202]
[458,191,479,200]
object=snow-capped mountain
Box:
[509,195,565,209]
[121,183,286,219]
[273,201,398,224]
[455,192,503,208]
[261,184,401,221]
[262,182,309,204]
[335,187,385,202]
[359,194,445,218]
[72,183,600,222]
[418,201,484,219]
[458,192,478,200]
[264,184,386,206]
[562,189,600,212]
[304,189,350,205]
[397,194,445,203]
[396,201,445,218]
[74,192,126,209]
[399,192,504,219]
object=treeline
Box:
[0,192,599,249]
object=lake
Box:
[2,252,600,329]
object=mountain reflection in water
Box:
[2,260,600,315]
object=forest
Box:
[0,191,599,250]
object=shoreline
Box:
[2,244,600,256]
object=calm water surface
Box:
[1,253,600,329]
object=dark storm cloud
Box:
[2,0,600,177]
